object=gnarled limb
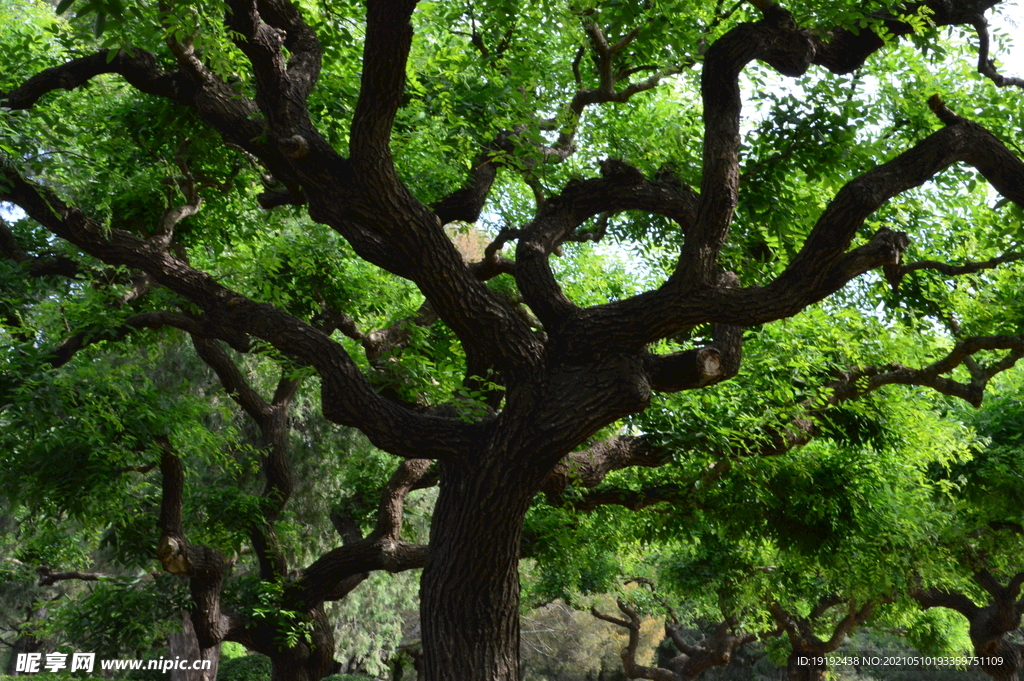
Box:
[583,99,1024,347]
[662,615,757,681]
[592,599,678,681]
[156,438,237,648]
[515,159,699,331]
[771,598,880,681]
[0,164,479,460]
[912,572,1024,680]
[295,458,432,610]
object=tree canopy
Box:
[1,0,1024,678]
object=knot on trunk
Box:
[158,535,190,575]
[280,135,310,159]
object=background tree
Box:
[1,0,1024,677]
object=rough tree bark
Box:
[592,600,756,681]
[913,571,1024,681]
[770,598,880,681]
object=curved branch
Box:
[889,251,1024,290]
[192,337,270,423]
[0,163,479,460]
[1,47,307,209]
[295,459,433,609]
[0,49,196,110]
[48,311,209,368]
[540,435,667,498]
[828,334,1024,408]
[972,17,1024,89]
[583,99,1024,346]
[910,587,981,619]
[592,600,679,681]
[515,160,699,330]
[156,438,234,648]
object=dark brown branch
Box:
[192,337,270,423]
[223,0,323,141]
[0,50,196,110]
[515,160,698,330]
[888,251,1024,290]
[48,311,208,369]
[645,284,744,393]
[584,99,1024,347]
[155,439,236,647]
[35,566,107,587]
[592,600,679,681]
[771,598,879,660]
[295,458,433,610]
[540,435,667,498]
[349,0,416,171]
[0,164,479,460]
[828,334,1024,408]
[0,215,81,278]
[973,17,1024,89]
[911,587,981,618]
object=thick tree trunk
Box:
[977,640,1022,681]
[5,634,43,676]
[786,651,827,681]
[420,455,540,681]
[266,606,336,681]
[168,611,220,681]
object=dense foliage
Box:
[1,0,1023,678]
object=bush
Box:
[216,655,270,681]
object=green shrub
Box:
[216,655,270,681]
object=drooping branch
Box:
[191,337,270,423]
[0,45,306,207]
[0,49,196,110]
[972,17,1024,89]
[912,574,1024,678]
[48,311,210,369]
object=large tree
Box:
[2,0,1024,677]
